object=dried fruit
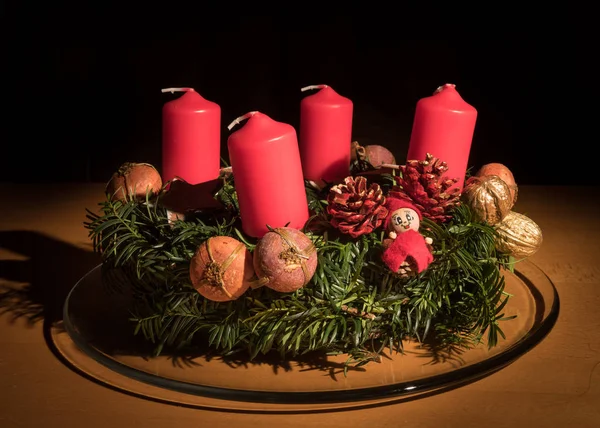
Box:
[351,141,396,167]
[495,211,543,258]
[475,163,518,206]
[327,176,388,237]
[389,153,461,223]
[253,227,317,293]
[462,175,513,225]
[106,162,162,202]
[189,236,254,302]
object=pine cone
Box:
[390,153,461,223]
[327,176,388,238]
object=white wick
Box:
[227,111,258,131]
[434,83,456,94]
[300,84,328,92]
[161,87,194,93]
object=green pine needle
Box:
[84,177,514,371]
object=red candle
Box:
[406,84,477,191]
[162,87,221,184]
[299,85,353,186]
[227,111,309,238]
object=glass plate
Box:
[50,260,559,412]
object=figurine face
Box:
[390,208,420,234]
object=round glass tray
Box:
[50,260,559,412]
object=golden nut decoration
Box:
[494,211,543,258]
[462,175,513,225]
[475,162,518,206]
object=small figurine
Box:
[381,197,434,277]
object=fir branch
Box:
[84,185,518,370]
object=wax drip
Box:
[300,84,328,92]
[434,83,456,94]
[161,87,195,93]
[227,111,258,131]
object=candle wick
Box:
[161,87,194,93]
[227,111,258,131]
[434,84,456,94]
[300,84,328,92]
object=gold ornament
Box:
[474,163,519,206]
[495,211,543,258]
[462,175,513,225]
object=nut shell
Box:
[475,163,518,205]
[462,175,513,225]
[190,236,254,302]
[351,141,396,166]
[253,227,317,293]
[495,211,543,258]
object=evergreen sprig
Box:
[84,175,514,370]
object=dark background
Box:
[1,9,592,185]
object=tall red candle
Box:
[407,84,477,191]
[161,87,221,184]
[227,111,309,238]
[299,85,353,186]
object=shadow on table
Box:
[0,230,487,414]
[56,263,372,380]
[0,229,100,326]
[55,261,470,382]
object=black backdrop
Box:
[2,10,592,185]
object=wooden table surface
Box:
[1,183,599,428]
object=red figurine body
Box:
[381,198,433,276]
